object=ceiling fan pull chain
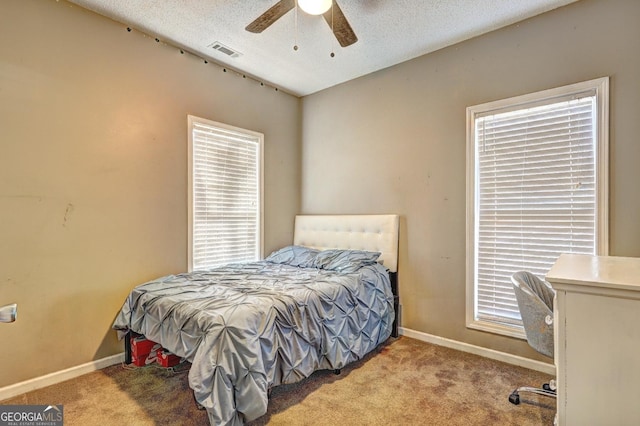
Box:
[293,0,299,51]
[330,2,335,58]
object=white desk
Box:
[546,254,640,426]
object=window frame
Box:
[465,77,609,338]
[187,115,264,272]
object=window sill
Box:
[467,320,526,340]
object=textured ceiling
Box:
[67,0,578,97]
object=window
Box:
[466,78,609,338]
[188,116,263,271]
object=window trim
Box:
[187,115,264,272]
[465,77,609,338]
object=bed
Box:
[112,214,400,425]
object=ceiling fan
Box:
[245,0,358,48]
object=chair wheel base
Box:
[509,392,520,405]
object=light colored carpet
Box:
[2,336,555,425]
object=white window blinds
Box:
[466,78,608,337]
[188,117,263,271]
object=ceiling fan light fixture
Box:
[298,0,332,16]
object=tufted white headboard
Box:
[293,214,400,273]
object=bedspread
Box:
[112,260,394,425]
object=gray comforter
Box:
[113,248,394,425]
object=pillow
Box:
[313,249,381,273]
[264,245,319,268]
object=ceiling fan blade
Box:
[246,0,295,33]
[323,2,358,47]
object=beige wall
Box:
[0,0,300,387]
[301,0,640,361]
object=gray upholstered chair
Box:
[508,271,557,405]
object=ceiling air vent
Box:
[209,42,242,58]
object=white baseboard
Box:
[0,331,554,401]
[400,327,556,376]
[0,352,125,402]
